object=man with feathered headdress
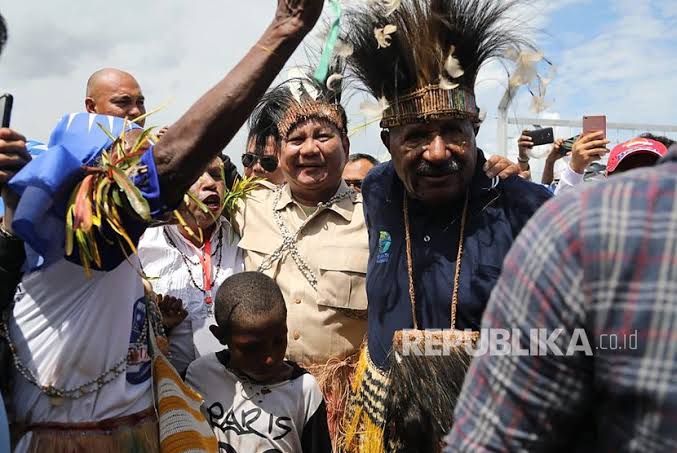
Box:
[339,0,553,451]
[231,67,369,448]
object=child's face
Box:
[224,311,288,382]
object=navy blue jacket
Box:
[362,151,553,369]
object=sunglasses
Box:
[344,179,363,189]
[241,153,278,172]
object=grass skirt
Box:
[341,335,474,453]
[306,352,360,451]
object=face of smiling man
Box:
[382,117,477,206]
[279,117,350,205]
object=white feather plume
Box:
[439,76,460,91]
[444,46,465,79]
[374,24,397,49]
[359,96,390,119]
[287,67,319,102]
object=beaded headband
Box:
[380,84,479,129]
[278,101,346,139]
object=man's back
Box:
[447,150,677,452]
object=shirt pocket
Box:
[316,246,369,311]
[237,233,281,264]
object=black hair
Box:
[214,272,286,332]
[639,132,675,149]
[217,154,241,190]
[348,153,379,166]
[0,14,7,55]
[247,92,282,156]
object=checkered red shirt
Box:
[445,150,677,452]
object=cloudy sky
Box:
[1,0,676,181]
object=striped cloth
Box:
[445,150,677,451]
[146,302,217,453]
[153,356,218,453]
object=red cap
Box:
[606,138,668,175]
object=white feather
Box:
[529,95,551,114]
[304,81,319,101]
[444,46,465,79]
[511,49,545,86]
[439,75,460,91]
[287,67,319,102]
[335,40,354,58]
[384,0,401,16]
[359,96,390,119]
[326,73,343,91]
[374,24,397,49]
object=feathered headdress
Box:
[251,68,347,144]
[342,0,536,128]
[249,0,349,142]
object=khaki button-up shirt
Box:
[233,181,368,365]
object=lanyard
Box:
[198,239,213,305]
[184,235,214,306]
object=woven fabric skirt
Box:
[14,407,159,453]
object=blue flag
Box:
[8,113,141,269]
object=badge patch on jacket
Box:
[377,231,391,263]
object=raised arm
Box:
[154,0,324,206]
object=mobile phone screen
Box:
[0,93,13,128]
[582,115,606,138]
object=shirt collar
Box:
[275,180,356,222]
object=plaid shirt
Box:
[445,150,677,452]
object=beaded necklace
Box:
[163,224,224,306]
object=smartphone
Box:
[525,127,554,146]
[0,93,13,128]
[582,115,606,138]
[560,135,579,155]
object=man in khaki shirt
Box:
[230,75,367,448]
[232,78,368,368]
[233,180,367,366]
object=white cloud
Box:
[0,1,297,166]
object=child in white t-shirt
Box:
[185,272,332,453]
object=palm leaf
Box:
[96,122,117,142]
[174,210,203,244]
[73,176,95,232]
[109,166,151,220]
[128,126,156,157]
[65,205,75,257]
[129,101,171,127]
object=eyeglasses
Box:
[241,153,278,172]
[344,179,363,190]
